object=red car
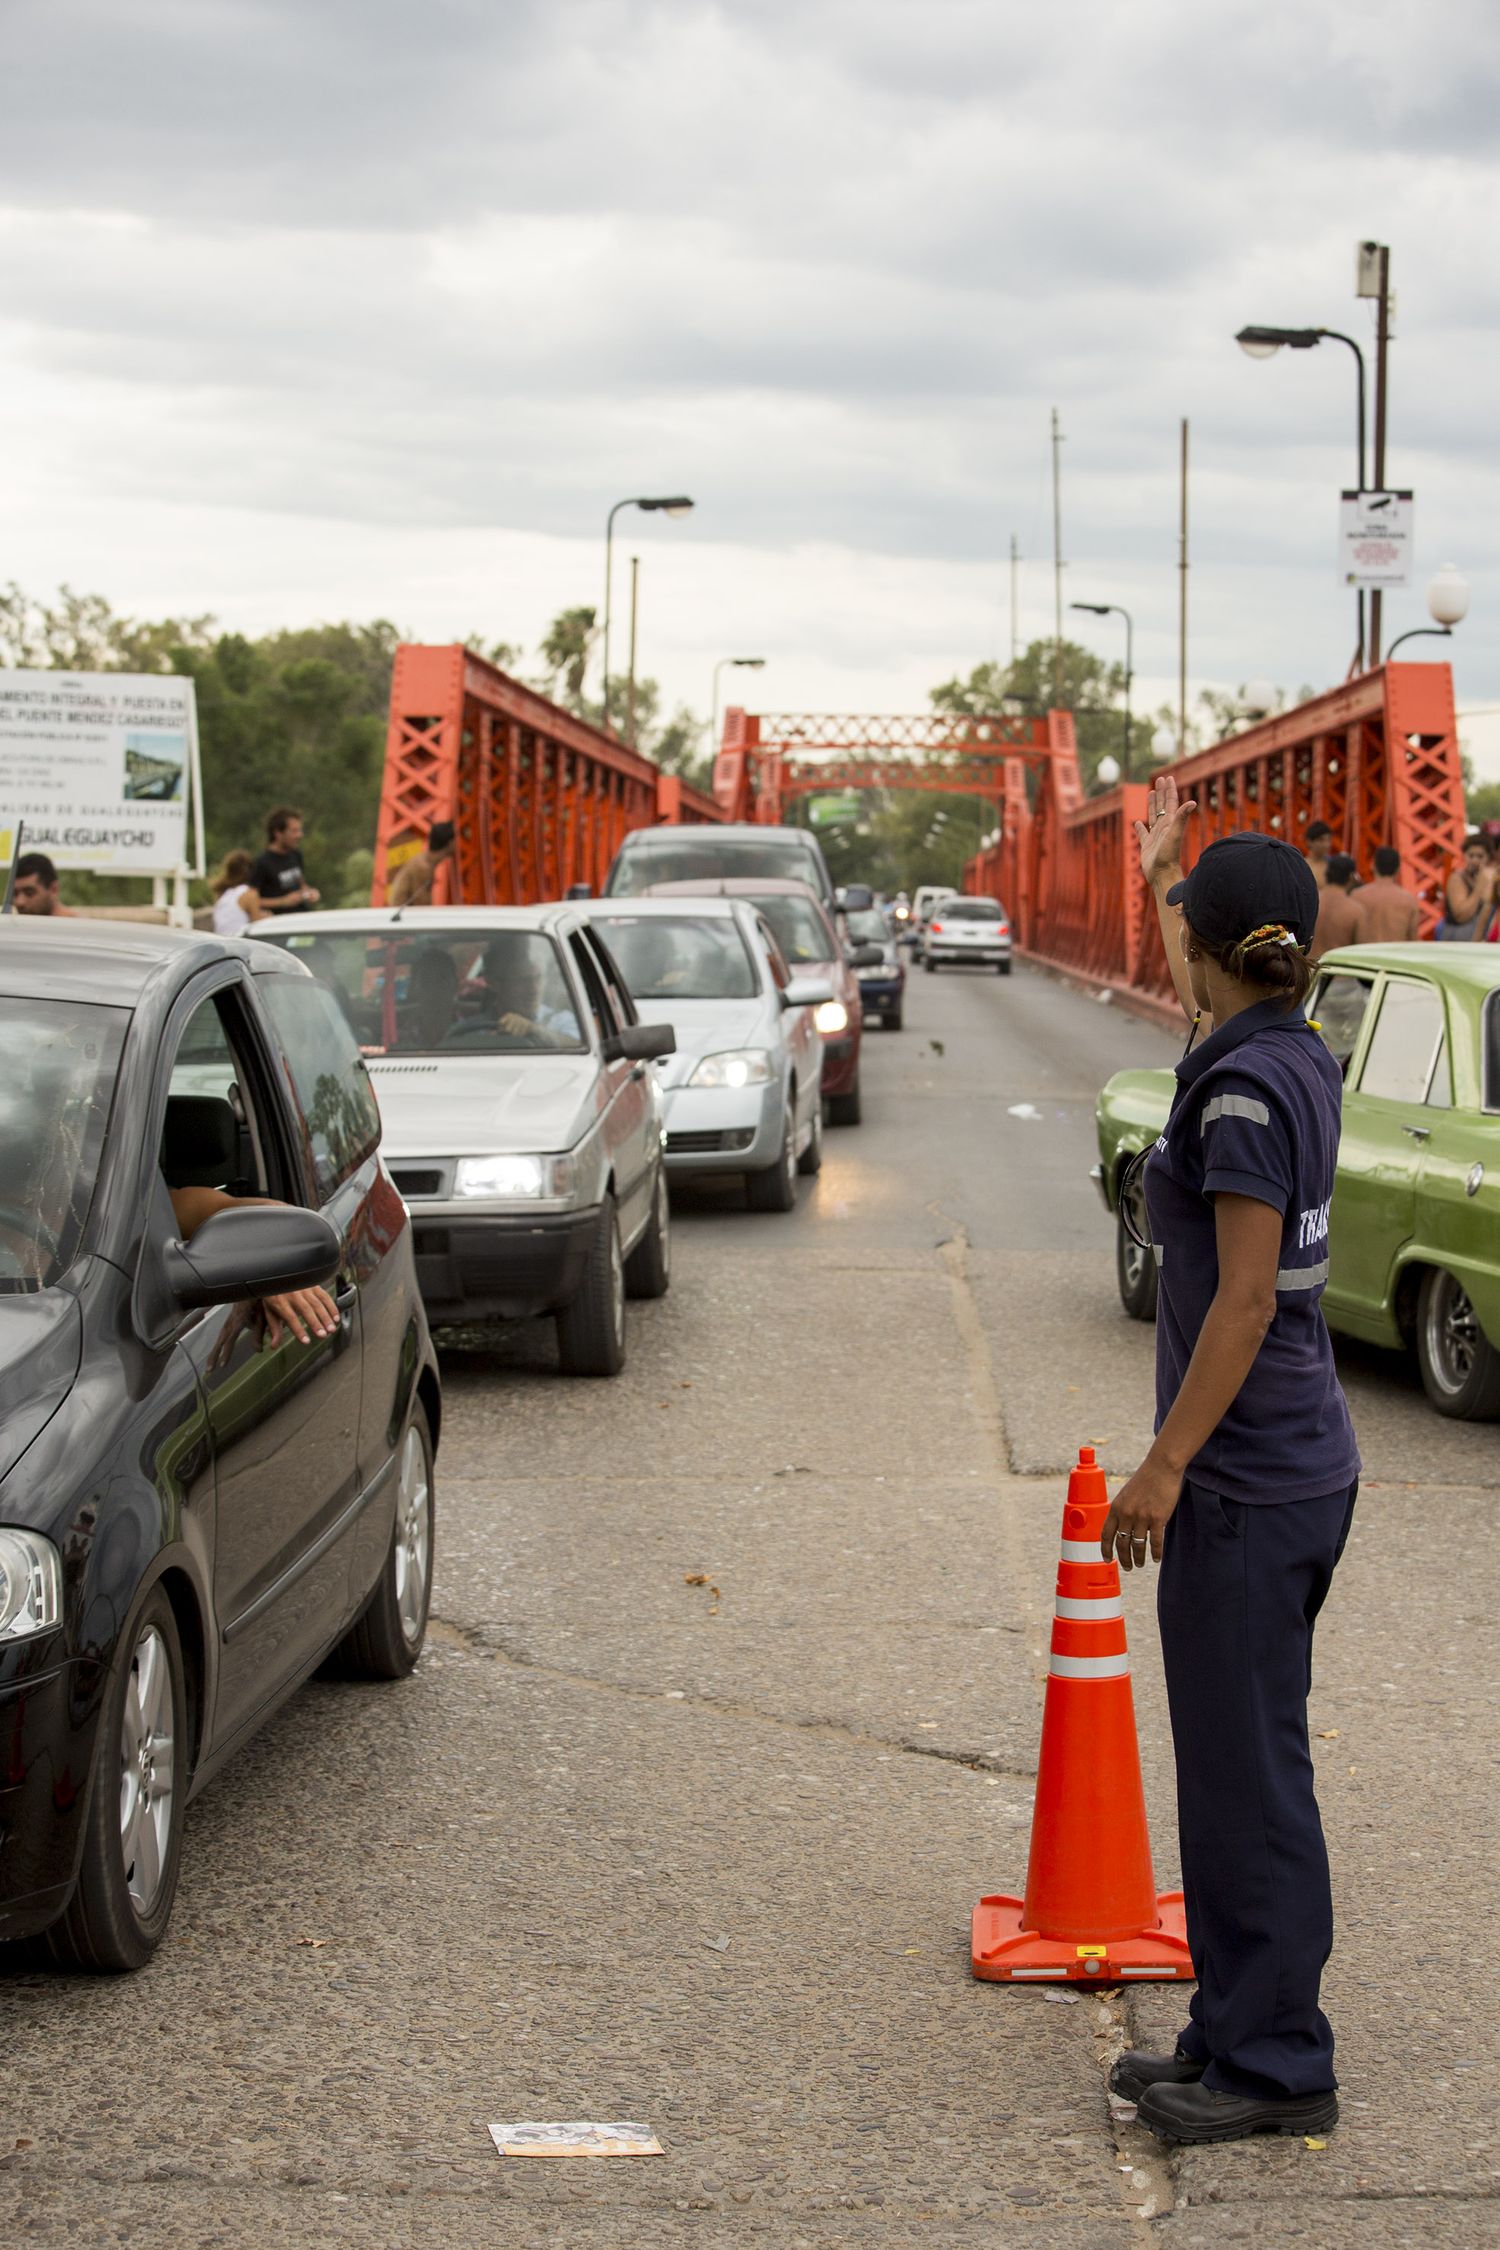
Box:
[647,876,864,1124]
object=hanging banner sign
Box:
[0,670,203,875]
[1339,490,1414,589]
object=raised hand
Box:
[1134,772,1198,890]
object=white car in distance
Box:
[577,896,830,1211]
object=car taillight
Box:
[998,921,1010,935]
[929,921,944,934]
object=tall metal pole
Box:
[1178,417,1189,753]
[1009,532,1019,671]
[626,555,640,750]
[602,498,629,730]
[1369,246,1391,664]
[1050,409,1064,706]
[1122,608,1133,783]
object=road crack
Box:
[425,1614,1034,1780]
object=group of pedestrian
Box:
[209,807,321,934]
[1302,820,1499,958]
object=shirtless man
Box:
[1352,847,1421,944]
[1303,821,1334,891]
[1311,853,1362,960]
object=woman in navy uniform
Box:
[1102,776,1359,2146]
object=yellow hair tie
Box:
[1240,922,1297,953]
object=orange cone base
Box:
[971,1889,1191,1985]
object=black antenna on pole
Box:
[0,821,25,915]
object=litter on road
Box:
[488,2122,665,2158]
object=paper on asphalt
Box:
[488,2121,664,2158]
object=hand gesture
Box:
[260,1284,340,1349]
[1135,773,1198,890]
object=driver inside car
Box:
[474,939,580,1047]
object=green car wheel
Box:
[1416,1268,1500,1421]
[1115,1166,1158,1323]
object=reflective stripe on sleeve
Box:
[1049,1652,1130,1680]
[1275,1258,1330,1291]
[1055,1593,1124,1621]
[1201,1093,1270,1132]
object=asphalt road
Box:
[5,959,1498,2248]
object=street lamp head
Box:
[1151,726,1178,762]
[733,657,767,668]
[637,495,695,516]
[1095,754,1122,787]
[1235,325,1322,360]
[1070,602,1111,616]
[1241,678,1278,719]
[1427,563,1469,629]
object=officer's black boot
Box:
[1137,2080,1338,2144]
[1108,2046,1206,2103]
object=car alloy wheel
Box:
[394,1420,433,1646]
[119,1623,177,1919]
[783,1110,797,1193]
[608,1214,625,1348]
[1416,1266,1500,1420]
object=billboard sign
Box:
[0,670,204,876]
[1339,490,1413,589]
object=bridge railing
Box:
[965,664,1465,1020]
[374,643,721,907]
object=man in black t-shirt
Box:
[252,806,320,914]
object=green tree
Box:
[1467,781,1500,826]
[538,606,598,712]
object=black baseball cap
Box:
[1167,833,1318,950]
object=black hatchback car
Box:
[0,919,440,1970]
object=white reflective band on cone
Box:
[1059,1539,1102,1563]
[1006,1968,1058,1979]
[1054,1593,1124,1621]
[1119,1966,1181,1977]
[1049,1652,1130,1680]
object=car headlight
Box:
[0,1529,62,1643]
[814,1001,849,1035]
[452,1154,575,1199]
[689,1049,773,1089]
[857,962,891,980]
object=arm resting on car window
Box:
[169,1186,339,1346]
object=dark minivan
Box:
[602,823,836,912]
[0,920,439,1969]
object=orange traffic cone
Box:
[972,1445,1191,1986]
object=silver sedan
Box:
[578,896,830,1212]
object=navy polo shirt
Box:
[1143,997,1360,1505]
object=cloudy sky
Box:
[5,0,1500,766]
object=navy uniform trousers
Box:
[1156,1478,1358,2100]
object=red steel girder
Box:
[375,644,721,906]
[964,664,1466,1020]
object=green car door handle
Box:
[1402,1124,1431,1141]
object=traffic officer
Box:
[1101,776,1360,2146]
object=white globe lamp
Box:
[1095,754,1122,788]
[1151,726,1177,762]
[1427,564,1469,629]
[1241,678,1277,720]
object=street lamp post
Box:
[1071,601,1133,779]
[1387,564,1470,660]
[603,495,694,731]
[711,656,767,750]
[1235,322,1369,666]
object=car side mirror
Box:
[782,975,835,1010]
[566,881,593,900]
[602,1022,675,1063]
[850,942,885,968]
[165,1206,341,1309]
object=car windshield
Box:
[0,997,126,1291]
[844,909,887,944]
[748,895,831,964]
[590,915,757,1000]
[941,900,1005,922]
[265,930,586,1055]
[607,837,823,894]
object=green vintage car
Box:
[1093,944,1500,1420]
